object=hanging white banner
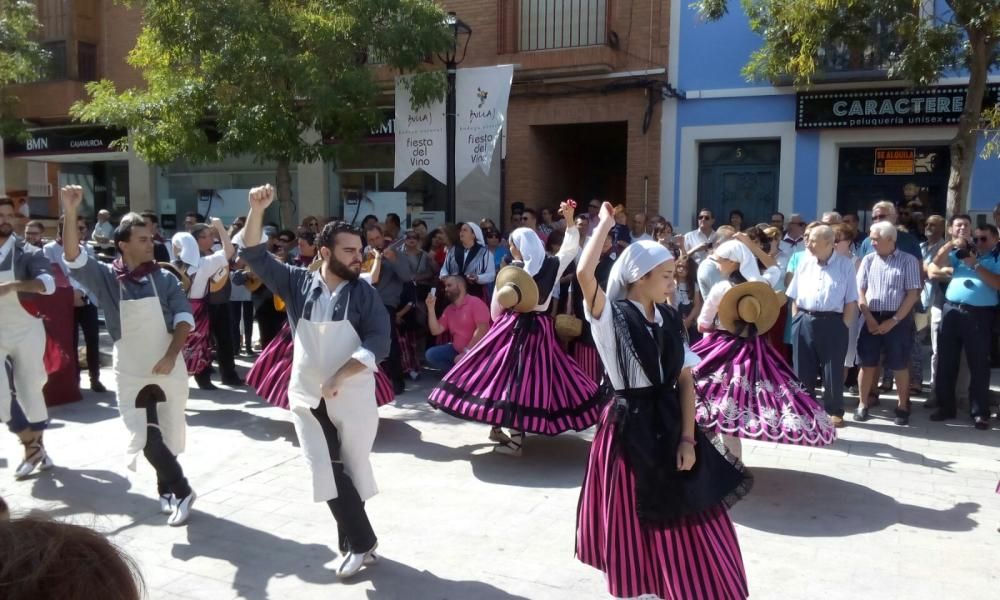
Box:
[455,64,513,184]
[394,75,447,187]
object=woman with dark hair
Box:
[424,228,450,269]
[0,517,144,600]
[691,240,836,458]
[729,209,745,231]
[360,214,379,233]
[674,253,702,343]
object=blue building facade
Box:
[659,1,1000,233]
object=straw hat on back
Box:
[494,265,539,313]
[717,281,781,337]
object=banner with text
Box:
[455,64,513,183]
[394,75,447,187]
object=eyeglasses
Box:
[26,230,42,236]
[698,215,712,221]
[975,236,990,243]
[872,214,886,221]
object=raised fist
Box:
[249,184,275,210]
[599,201,614,222]
[210,217,225,230]
[60,185,84,211]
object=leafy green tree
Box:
[696,0,1000,214]
[72,0,452,224]
[0,0,47,140]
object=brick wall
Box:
[504,85,662,217]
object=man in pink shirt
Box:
[425,275,491,371]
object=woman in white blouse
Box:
[573,201,750,600]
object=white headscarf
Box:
[464,222,485,247]
[172,232,201,271]
[713,240,764,282]
[508,227,547,276]
[606,240,675,303]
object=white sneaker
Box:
[336,544,379,579]
[159,494,174,515]
[168,490,196,526]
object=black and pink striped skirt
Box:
[576,404,749,599]
[428,311,608,435]
[571,341,603,385]
[247,322,395,409]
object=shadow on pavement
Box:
[373,419,490,462]
[343,557,531,599]
[842,439,956,472]
[469,434,591,489]
[186,408,299,447]
[732,467,979,536]
[171,512,338,600]
[49,396,121,425]
[28,468,161,533]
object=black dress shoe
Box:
[974,416,989,431]
[221,373,244,387]
[929,410,956,422]
[894,408,910,426]
[90,379,107,393]
[194,372,217,390]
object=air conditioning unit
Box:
[28,182,52,198]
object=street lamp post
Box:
[439,12,471,223]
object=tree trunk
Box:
[275,158,294,227]
[946,28,990,217]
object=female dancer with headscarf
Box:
[438,222,495,301]
[575,201,751,600]
[428,202,606,456]
[171,226,233,390]
[692,239,836,458]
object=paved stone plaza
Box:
[2,360,999,599]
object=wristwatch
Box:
[891,315,900,323]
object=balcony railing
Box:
[499,0,610,53]
[816,19,906,79]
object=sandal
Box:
[488,427,511,444]
[493,432,524,457]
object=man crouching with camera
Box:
[928,216,1000,430]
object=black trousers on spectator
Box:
[74,303,101,381]
[792,312,849,417]
[144,424,191,499]
[310,399,376,554]
[934,302,994,418]
[256,300,284,349]
[383,304,405,392]
[230,301,254,352]
[207,302,237,377]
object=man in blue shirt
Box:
[928,220,1000,429]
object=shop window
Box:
[515,0,608,51]
[78,42,98,82]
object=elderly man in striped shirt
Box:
[855,221,922,425]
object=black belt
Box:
[870,311,900,319]
[945,301,996,312]
[798,308,841,318]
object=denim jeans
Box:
[425,344,458,371]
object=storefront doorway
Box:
[530,122,627,206]
[697,140,781,227]
[835,145,950,222]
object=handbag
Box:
[555,284,583,342]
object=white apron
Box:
[113,278,189,469]
[288,290,379,503]
[0,258,48,424]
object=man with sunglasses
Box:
[683,208,716,264]
[44,215,106,393]
[928,219,1000,430]
[859,201,921,261]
